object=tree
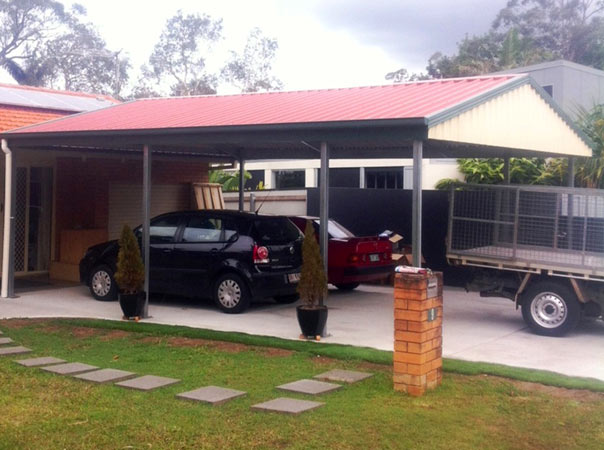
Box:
[145,11,222,96]
[494,0,604,68]
[221,28,283,92]
[0,0,128,96]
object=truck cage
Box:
[446,184,604,282]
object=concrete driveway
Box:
[1,283,602,381]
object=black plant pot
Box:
[119,292,145,319]
[296,305,328,338]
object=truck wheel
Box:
[521,281,581,337]
[213,273,250,314]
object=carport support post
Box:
[238,156,245,211]
[319,141,329,306]
[412,140,423,267]
[142,144,152,318]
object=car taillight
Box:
[253,245,269,264]
[348,254,360,264]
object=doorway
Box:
[14,167,53,274]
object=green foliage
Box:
[0,0,129,96]
[208,169,251,191]
[389,0,604,80]
[297,220,327,307]
[438,158,549,188]
[144,10,222,97]
[221,27,283,93]
[114,224,145,294]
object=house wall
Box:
[54,155,209,262]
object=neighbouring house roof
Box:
[0,83,119,133]
[0,83,118,113]
[496,59,604,78]
[1,74,593,159]
[0,105,67,132]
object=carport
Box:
[0,74,592,317]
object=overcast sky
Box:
[2,0,508,92]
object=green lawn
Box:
[0,318,603,450]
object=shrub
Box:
[114,224,145,294]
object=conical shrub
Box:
[297,220,327,307]
[114,224,145,294]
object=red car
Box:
[288,216,394,290]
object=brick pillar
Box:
[393,271,443,396]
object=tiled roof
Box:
[0,105,67,132]
[5,75,523,135]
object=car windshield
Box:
[313,219,355,238]
[254,217,301,244]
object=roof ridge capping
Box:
[136,74,525,101]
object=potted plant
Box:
[296,220,328,340]
[114,224,146,320]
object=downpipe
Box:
[1,139,12,298]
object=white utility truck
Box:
[447,184,603,336]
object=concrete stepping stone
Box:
[0,337,13,345]
[41,362,98,375]
[115,375,180,391]
[251,397,324,415]
[177,386,247,405]
[277,379,341,395]
[0,346,31,356]
[314,369,373,384]
[73,368,136,384]
[15,356,66,367]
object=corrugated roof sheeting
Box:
[7,75,520,134]
[0,83,118,113]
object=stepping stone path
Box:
[73,369,136,384]
[0,346,31,356]
[0,337,13,345]
[15,356,66,367]
[116,375,180,391]
[314,369,373,384]
[41,362,98,375]
[277,379,341,395]
[252,397,324,415]
[177,386,247,405]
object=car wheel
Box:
[213,273,250,314]
[89,265,117,301]
[335,283,360,291]
[274,293,299,304]
[521,281,581,337]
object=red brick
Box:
[394,320,408,331]
[394,341,408,353]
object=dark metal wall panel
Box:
[307,187,449,268]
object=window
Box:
[274,170,305,189]
[150,216,180,243]
[365,168,404,189]
[183,217,223,242]
[542,85,553,97]
[253,218,301,244]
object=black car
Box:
[79,210,303,313]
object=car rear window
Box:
[311,219,355,239]
[253,218,301,244]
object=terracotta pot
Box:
[119,291,145,319]
[296,305,328,338]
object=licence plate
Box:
[369,253,380,262]
[288,273,301,283]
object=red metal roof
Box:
[0,105,67,132]
[5,75,522,135]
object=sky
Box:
[2,0,508,92]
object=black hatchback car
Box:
[79,210,303,313]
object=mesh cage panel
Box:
[449,185,604,273]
